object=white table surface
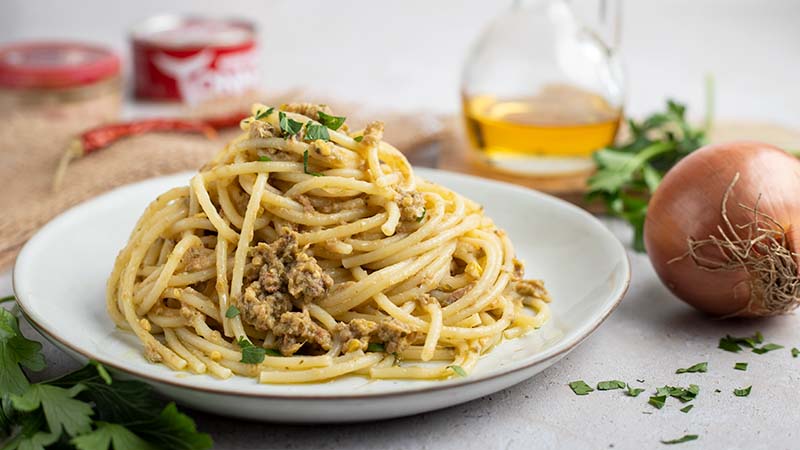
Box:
[3,1,800,449]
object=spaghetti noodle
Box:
[107,103,551,383]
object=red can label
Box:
[132,16,258,104]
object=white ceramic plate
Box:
[13,168,629,423]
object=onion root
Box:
[669,173,800,317]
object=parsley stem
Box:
[0,295,15,305]
[627,141,676,170]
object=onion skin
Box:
[644,141,800,317]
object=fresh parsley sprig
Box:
[0,300,212,449]
[587,81,713,251]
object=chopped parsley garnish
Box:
[734,362,748,371]
[303,149,324,177]
[733,386,752,397]
[278,111,303,137]
[264,348,282,357]
[636,378,645,383]
[792,347,799,358]
[237,338,266,364]
[626,386,645,397]
[680,404,694,413]
[416,208,426,223]
[318,111,346,130]
[661,434,698,445]
[448,365,467,377]
[718,332,764,353]
[654,385,699,404]
[597,380,626,391]
[367,342,386,352]
[258,155,272,162]
[304,123,330,141]
[648,395,667,409]
[568,380,593,395]
[224,305,240,318]
[255,107,274,120]
[353,135,364,142]
[752,343,783,354]
[675,362,707,374]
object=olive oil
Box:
[462,85,621,176]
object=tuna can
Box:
[131,15,259,104]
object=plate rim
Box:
[13,168,630,400]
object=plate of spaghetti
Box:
[13,103,629,422]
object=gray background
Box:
[3,1,800,449]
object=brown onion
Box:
[644,141,800,317]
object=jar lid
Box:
[0,42,120,89]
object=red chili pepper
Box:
[201,111,250,130]
[53,111,250,190]
[79,119,218,154]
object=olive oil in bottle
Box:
[463,85,621,176]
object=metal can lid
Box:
[0,42,120,89]
[131,15,256,49]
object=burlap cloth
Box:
[5,89,799,271]
[0,91,443,270]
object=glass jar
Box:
[461,0,625,179]
[0,42,122,123]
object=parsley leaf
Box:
[237,338,266,364]
[626,386,645,397]
[448,365,467,377]
[661,434,699,445]
[734,362,748,371]
[264,348,282,357]
[255,107,274,120]
[651,385,699,406]
[792,347,799,358]
[225,306,240,318]
[718,336,743,353]
[367,343,385,353]
[258,155,272,162]
[675,362,707,374]
[752,343,783,354]
[72,422,155,450]
[353,135,364,142]
[596,380,626,391]
[587,92,711,252]
[0,308,45,395]
[318,111,346,130]
[733,386,752,397]
[11,384,94,437]
[278,111,303,137]
[680,404,694,413]
[303,149,323,177]
[416,208,426,223]
[648,395,667,409]
[719,332,765,353]
[48,363,160,424]
[304,123,330,141]
[126,403,212,450]
[568,380,594,395]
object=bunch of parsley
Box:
[0,300,212,450]
[587,90,712,252]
